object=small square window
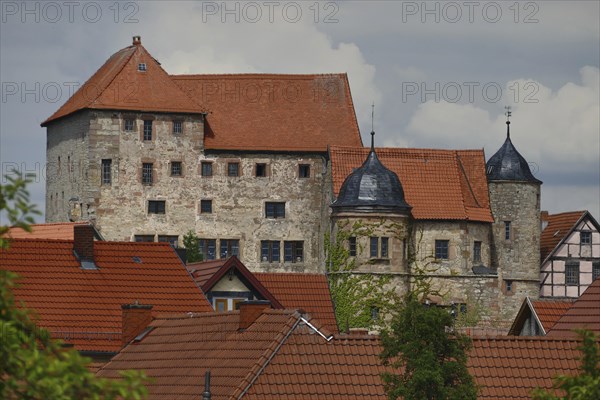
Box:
[143,120,152,141]
[228,162,240,177]
[201,162,213,177]
[148,200,165,214]
[565,262,579,286]
[171,161,182,177]
[261,240,280,263]
[349,237,357,257]
[435,240,449,260]
[256,163,267,177]
[581,231,592,245]
[199,239,216,260]
[265,202,285,218]
[299,164,310,178]
[592,262,600,281]
[124,119,134,132]
[220,239,240,258]
[284,241,304,263]
[505,280,513,293]
[138,63,147,71]
[200,199,212,214]
[473,241,482,262]
[142,163,153,185]
[158,235,179,247]
[101,159,112,185]
[173,120,182,134]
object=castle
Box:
[42,37,542,327]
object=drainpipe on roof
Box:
[202,370,211,400]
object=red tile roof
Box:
[540,211,586,261]
[42,40,202,126]
[4,222,102,240]
[469,336,582,399]
[532,300,575,332]
[330,146,493,221]
[547,277,600,337]
[172,74,363,152]
[98,308,586,400]
[0,239,212,352]
[255,272,338,333]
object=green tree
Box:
[380,294,478,400]
[532,330,600,400]
[325,221,400,330]
[0,172,149,399]
[183,229,203,263]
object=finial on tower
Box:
[505,106,512,139]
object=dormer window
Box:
[138,63,147,72]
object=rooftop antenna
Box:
[505,106,512,139]
[370,102,375,150]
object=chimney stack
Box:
[74,224,96,268]
[132,35,141,45]
[121,302,153,346]
[237,300,271,331]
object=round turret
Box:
[331,132,411,214]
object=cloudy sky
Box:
[1,0,599,223]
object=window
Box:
[215,298,227,313]
[504,221,511,240]
[370,237,378,258]
[101,159,112,185]
[200,199,212,214]
[565,261,580,285]
[349,237,357,257]
[138,63,147,71]
[284,241,304,263]
[265,202,285,219]
[148,200,165,214]
[450,303,467,318]
[261,240,280,263]
[505,280,513,293]
[173,120,182,134]
[134,235,154,242]
[370,306,380,321]
[171,161,182,177]
[220,239,240,258]
[299,164,310,178]
[581,231,592,245]
[124,119,134,132]
[228,162,240,177]
[593,262,600,281]
[381,237,389,258]
[142,163,153,185]
[255,163,267,177]
[435,240,449,260]
[143,120,152,141]
[199,239,216,260]
[473,241,482,262]
[158,235,179,247]
[201,162,213,177]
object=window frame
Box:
[299,164,310,178]
[143,120,153,141]
[504,221,511,241]
[172,120,183,135]
[473,241,482,263]
[261,240,280,263]
[170,161,182,177]
[580,231,592,245]
[255,163,267,177]
[158,235,179,247]
[200,199,213,214]
[284,241,304,263]
[227,162,240,177]
[565,261,580,286]
[349,237,357,257]
[265,202,285,219]
[592,261,600,282]
[124,119,135,132]
[220,239,240,258]
[201,161,213,177]
[142,163,153,185]
[101,159,112,185]
[435,240,450,260]
[134,235,154,242]
[148,200,166,215]
[199,239,217,261]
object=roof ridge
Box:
[171,72,349,79]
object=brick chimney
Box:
[121,302,153,346]
[133,35,141,45]
[73,224,96,268]
[238,300,271,331]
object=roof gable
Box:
[172,74,363,152]
[42,39,201,126]
[540,211,599,262]
[0,239,212,351]
[508,297,575,335]
[330,146,493,222]
[546,276,600,337]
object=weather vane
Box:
[505,106,512,122]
